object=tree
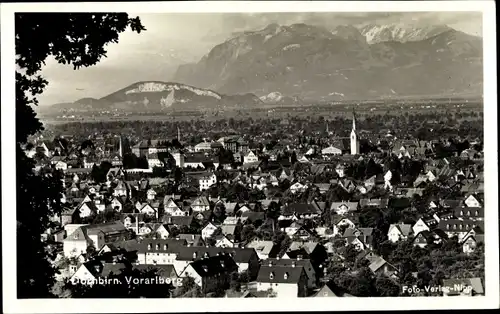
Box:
[375,276,400,296]
[240,225,257,242]
[212,203,226,224]
[16,12,145,298]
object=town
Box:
[24,107,485,298]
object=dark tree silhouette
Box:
[16,12,145,298]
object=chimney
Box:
[292,261,296,267]
[168,217,172,224]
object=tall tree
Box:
[16,13,145,298]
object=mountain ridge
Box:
[173,23,483,101]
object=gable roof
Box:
[176,247,257,263]
[256,265,305,284]
[188,254,238,277]
[283,203,320,215]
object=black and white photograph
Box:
[1,1,498,312]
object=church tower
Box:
[350,110,360,155]
[119,136,123,158]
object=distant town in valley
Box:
[22,12,485,298]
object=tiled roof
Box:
[188,254,238,278]
[256,265,305,284]
[176,247,257,263]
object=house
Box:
[97,239,140,256]
[136,238,188,265]
[412,230,447,248]
[460,233,484,254]
[63,222,130,257]
[199,173,217,191]
[412,217,437,235]
[180,254,238,294]
[191,196,210,212]
[289,226,314,241]
[453,207,484,221]
[334,217,356,236]
[201,222,219,240]
[330,202,358,215]
[137,222,163,237]
[438,220,483,242]
[176,234,204,247]
[214,234,235,248]
[243,151,259,164]
[156,224,171,239]
[173,247,260,279]
[146,188,157,201]
[335,164,346,178]
[286,241,328,269]
[245,240,277,260]
[289,182,307,194]
[368,256,398,278]
[313,281,352,297]
[147,153,163,168]
[255,265,308,297]
[387,224,412,243]
[283,221,302,236]
[138,203,158,218]
[321,146,342,156]
[111,197,126,212]
[55,160,68,171]
[357,250,381,264]
[343,228,374,250]
[113,181,128,197]
[359,198,389,209]
[442,278,484,296]
[164,196,183,216]
[281,203,321,220]
[69,260,104,285]
[464,194,482,208]
[313,183,331,194]
[76,202,98,218]
[265,258,317,288]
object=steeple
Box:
[119,136,123,158]
[352,109,356,132]
[350,109,359,155]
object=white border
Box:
[1,1,498,313]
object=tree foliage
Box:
[16,12,145,298]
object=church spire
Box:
[119,136,123,158]
[350,109,359,155]
[352,109,356,132]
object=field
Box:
[40,98,484,125]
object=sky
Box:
[36,12,483,106]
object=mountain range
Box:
[173,23,483,101]
[45,81,264,112]
[45,23,483,111]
